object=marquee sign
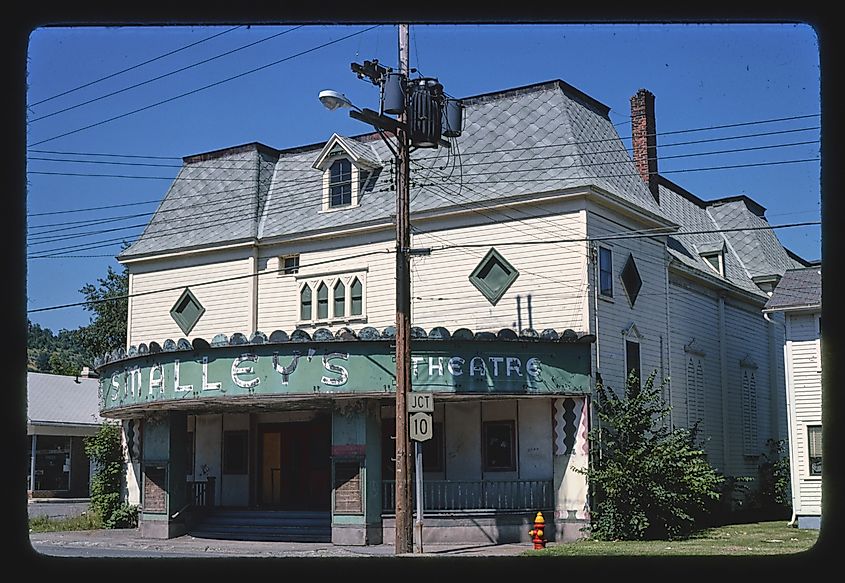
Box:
[97,340,591,414]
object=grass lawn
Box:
[29,512,103,533]
[525,521,819,556]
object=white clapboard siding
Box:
[587,208,670,397]
[128,252,253,346]
[667,274,725,469]
[410,208,589,333]
[786,312,823,514]
[257,231,396,332]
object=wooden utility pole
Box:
[393,22,414,555]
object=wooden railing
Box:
[382,479,553,513]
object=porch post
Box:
[330,400,383,545]
[29,434,37,494]
[552,396,591,541]
[139,411,187,539]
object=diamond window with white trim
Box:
[170,288,205,335]
[469,248,519,306]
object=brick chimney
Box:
[630,89,659,203]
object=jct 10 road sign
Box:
[409,412,433,441]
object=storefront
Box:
[95,326,594,543]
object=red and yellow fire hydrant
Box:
[528,511,547,549]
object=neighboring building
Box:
[93,80,812,544]
[763,266,823,529]
[27,370,105,498]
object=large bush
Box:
[84,422,138,528]
[578,370,724,540]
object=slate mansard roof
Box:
[763,267,822,312]
[656,176,808,299]
[119,79,668,260]
[118,79,809,303]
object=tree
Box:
[84,421,138,528]
[78,264,128,359]
[578,370,724,541]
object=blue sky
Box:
[25,22,822,333]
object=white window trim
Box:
[598,245,614,301]
[700,251,724,277]
[805,422,823,479]
[319,155,374,213]
[297,272,368,327]
[622,323,642,387]
[279,254,300,276]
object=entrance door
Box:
[258,416,331,510]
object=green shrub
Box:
[577,370,724,541]
[84,422,138,528]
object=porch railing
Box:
[187,477,215,508]
[381,479,553,513]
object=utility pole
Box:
[320,23,462,556]
[393,22,414,556]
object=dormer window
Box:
[329,158,352,208]
[313,134,382,213]
[697,241,725,277]
[701,251,724,277]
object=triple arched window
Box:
[299,275,365,324]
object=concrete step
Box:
[190,510,331,542]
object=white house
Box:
[93,79,812,544]
[763,266,823,529]
[27,370,105,498]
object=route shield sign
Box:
[409,412,433,441]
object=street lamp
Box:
[317,90,356,111]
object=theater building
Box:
[94,80,810,544]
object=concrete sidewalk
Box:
[28,526,540,559]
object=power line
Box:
[29,26,305,123]
[24,153,820,250]
[28,25,382,147]
[27,247,394,313]
[26,136,820,175]
[29,26,244,107]
[26,123,821,167]
[27,220,817,311]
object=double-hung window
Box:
[599,246,613,297]
[329,159,352,208]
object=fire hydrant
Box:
[528,511,547,549]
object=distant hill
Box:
[27,319,91,375]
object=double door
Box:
[258,417,330,510]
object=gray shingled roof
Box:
[656,177,809,299]
[120,80,667,260]
[27,372,105,427]
[764,267,822,311]
[707,199,805,279]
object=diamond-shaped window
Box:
[170,288,205,335]
[469,248,519,306]
[621,254,642,306]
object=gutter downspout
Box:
[764,311,799,527]
[250,245,259,335]
[718,295,730,471]
[664,245,672,430]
